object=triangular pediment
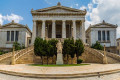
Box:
[91,21,117,28]
[31,3,86,14]
[2,20,25,28]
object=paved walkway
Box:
[0,64,120,74]
[0,64,119,80]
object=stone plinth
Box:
[56,53,63,65]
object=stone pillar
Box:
[31,20,36,44]
[41,20,46,39]
[52,20,56,38]
[103,44,108,64]
[11,46,15,65]
[72,20,76,40]
[62,20,66,38]
[81,20,86,43]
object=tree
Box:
[91,41,103,50]
[63,38,75,64]
[34,37,44,64]
[69,38,75,64]
[47,39,58,64]
[75,39,84,62]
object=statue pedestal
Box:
[56,53,63,65]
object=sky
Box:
[0,0,120,38]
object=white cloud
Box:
[0,14,3,25]
[85,0,120,38]
[75,4,79,7]
[80,6,86,10]
[0,13,23,25]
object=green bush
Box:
[34,38,58,65]
[77,59,83,64]
[91,41,103,50]
[0,50,8,55]
[13,42,25,51]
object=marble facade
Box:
[31,2,87,44]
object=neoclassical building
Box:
[0,20,32,51]
[31,2,87,44]
[86,20,117,53]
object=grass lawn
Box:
[30,64,89,67]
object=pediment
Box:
[2,21,25,28]
[31,4,86,14]
[38,8,78,13]
[91,21,117,28]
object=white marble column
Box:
[41,20,46,39]
[52,20,56,38]
[31,20,36,44]
[81,20,86,43]
[62,20,66,38]
[72,20,76,40]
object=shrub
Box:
[0,50,8,55]
[91,41,103,50]
[13,42,25,51]
[77,59,83,64]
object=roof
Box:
[0,20,32,34]
[86,20,118,33]
[31,2,87,15]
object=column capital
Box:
[62,20,66,22]
[33,20,37,22]
[81,20,85,22]
[72,20,76,22]
[52,20,56,22]
[42,20,46,22]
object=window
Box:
[98,31,101,41]
[107,31,110,41]
[7,31,10,41]
[102,31,105,41]
[117,42,119,46]
[11,31,14,41]
[15,31,19,41]
[29,39,31,44]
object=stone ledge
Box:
[0,68,119,79]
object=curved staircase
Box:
[0,45,119,64]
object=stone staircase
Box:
[0,45,119,64]
[0,46,34,64]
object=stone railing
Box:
[14,46,34,62]
[99,50,120,62]
[0,52,12,61]
[84,46,104,62]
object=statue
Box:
[56,40,63,64]
[56,40,63,54]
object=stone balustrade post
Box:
[103,44,108,64]
[11,46,15,65]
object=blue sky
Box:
[0,0,92,30]
[0,0,120,38]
